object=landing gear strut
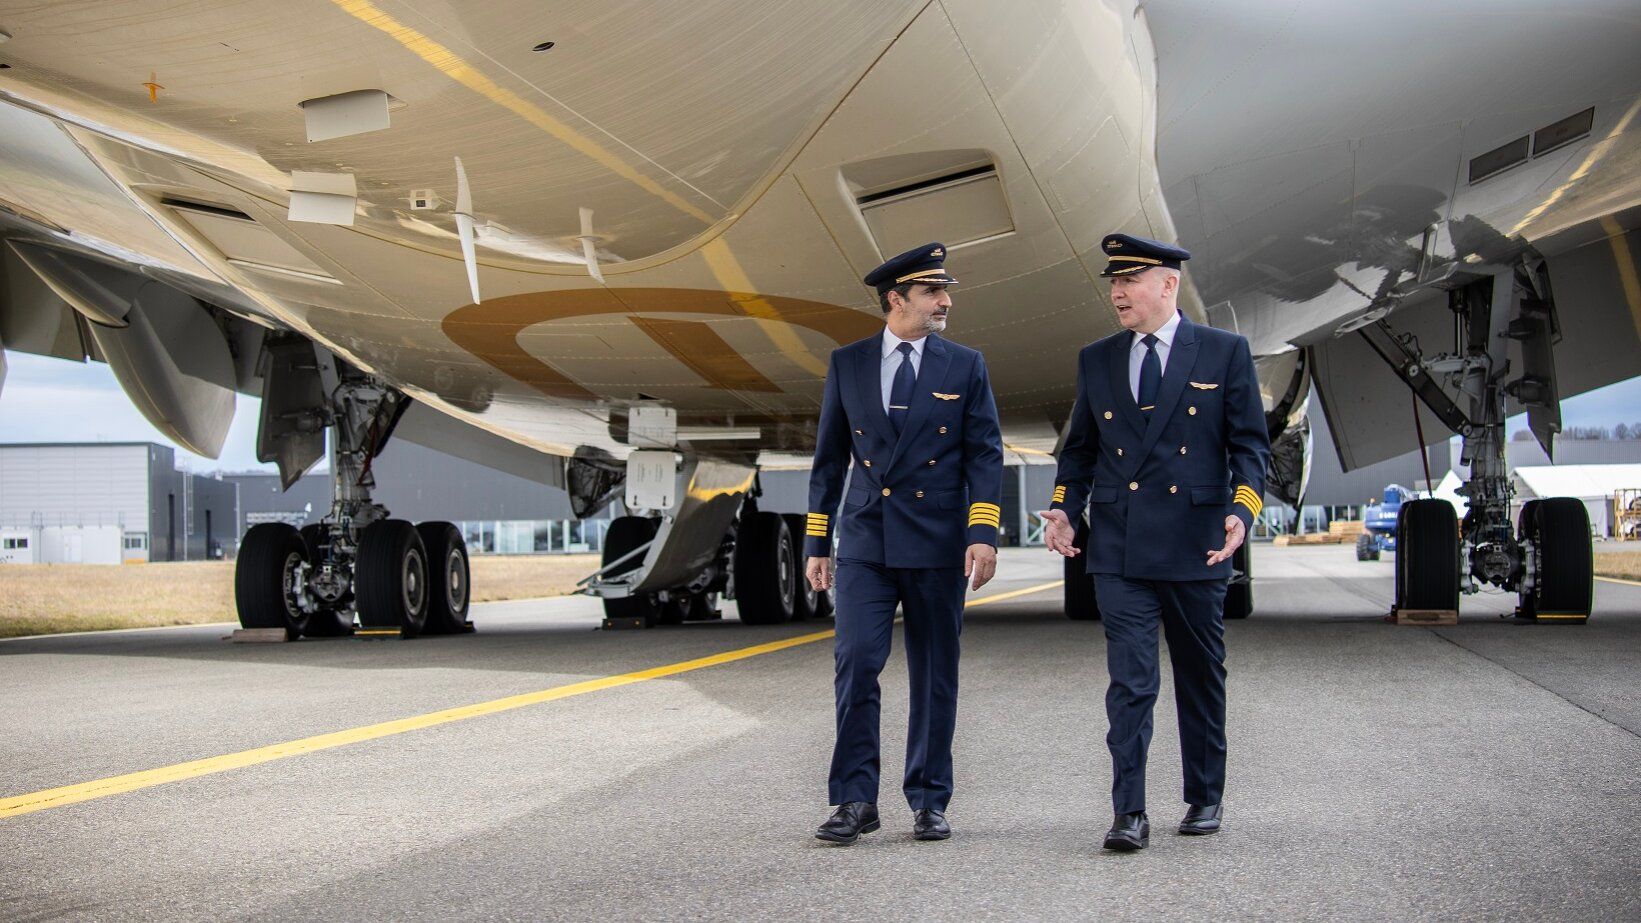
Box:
[234,354,472,638]
[1359,257,1592,623]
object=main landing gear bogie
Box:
[595,506,834,629]
[234,518,472,639]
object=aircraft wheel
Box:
[734,511,796,625]
[782,515,820,621]
[601,516,661,627]
[1064,514,1099,620]
[1519,497,1593,623]
[235,522,311,640]
[1394,499,1459,616]
[1224,540,1254,620]
[356,519,430,638]
[298,523,354,637]
[417,522,473,634]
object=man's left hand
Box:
[965,543,997,591]
[1206,516,1245,566]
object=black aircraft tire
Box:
[601,516,662,627]
[297,523,354,637]
[735,512,796,625]
[1064,515,1099,620]
[1224,540,1254,620]
[356,519,430,638]
[1522,497,1593,622]
[782,514,820,621]
[1395,499,1459,614]
[235,522,311,639]
[417,521,472,634]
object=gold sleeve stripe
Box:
[806,530,829,537]
[969,502,1001,513]
[1051,486,1067,501]
[1234,486,1263,516]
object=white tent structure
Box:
[1510,464,1641,537]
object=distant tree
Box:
[1510,429,1535,442]
[1618,422,1633,440]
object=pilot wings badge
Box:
[1189,382,1220,390]
[933,392,961,400]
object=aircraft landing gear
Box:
[233,363,472,639]
[1359,258,1593,622]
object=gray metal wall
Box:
[227,439,576,527]
[0,443,151,530]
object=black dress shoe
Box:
[1179,803,1222,835]
[815,802,880,844]
[1102,811,1150,851]
[912,809,951,841]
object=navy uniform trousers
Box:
[830,561,966,811]
[1094,575,1228,814]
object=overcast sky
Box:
[3,351,1641,474]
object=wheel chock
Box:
[229,628,294,643]
[354,627,403,639]
[1513,609,1589,624]
[1388,607,1458,626]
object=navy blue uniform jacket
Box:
[1048,313,1271,581]
[805,333,1005,569]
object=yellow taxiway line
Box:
[0,580,1062,820]
[1595,575,1641,588]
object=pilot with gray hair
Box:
[1040,233,1271,851]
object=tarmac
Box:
[1,544,1637,921]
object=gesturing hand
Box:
[1039,509,1080,558]
[1206,515,1245,566]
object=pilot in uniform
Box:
[1042,234,1271,851]
[804,243,1004,845]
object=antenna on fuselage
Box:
[453,156,481,304]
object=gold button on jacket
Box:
[1129,481,1139,490]
[881,487,891,497]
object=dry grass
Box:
[1594,547,1641,581]
[0,553,600,640]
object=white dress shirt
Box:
[1128,310,1181,403]
[881,328,926,414]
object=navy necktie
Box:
[1138,333,1161,411]
[889,341,916,434]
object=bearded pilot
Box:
[803,242,1005,845]
[1040,233,1271,851]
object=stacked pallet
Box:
[1272,533,1346,546]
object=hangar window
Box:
[4,537,28,549]
[124,533,148,550]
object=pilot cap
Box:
[863,242,959,295]
[1099,233,1191,277]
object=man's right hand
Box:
[806,555,834,592]
[1039,509,1081,558]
